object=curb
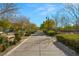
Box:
[54,42,78,56]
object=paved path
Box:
[4,32,67,56]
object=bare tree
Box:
[64,4,79,26]
[0,3,18,19]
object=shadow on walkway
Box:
[53,41,78,56]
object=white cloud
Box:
[35,4,56,16]
[36,7,45,11]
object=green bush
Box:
[0,44,6,52]
[0,36,8,52]
[30,30,36,34]
[19,31,25,36]
[46,30,56,36]
[14,33,21,42]
[56,34,79,53]
[25,31,31,36]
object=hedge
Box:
[0,32,22,52]
[0,36,8,52]
[43,30,57,36]
[56,34,79,53]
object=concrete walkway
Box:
[4,31,68,56]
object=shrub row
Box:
[43,30,57,36]
[0,32,22,52]
[0,30,36,52]
[56,34,79,53]
[0,36,9,52]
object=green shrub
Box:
[14,33,21,42]
[0,44,6,52]
[25,31,31,36]
[0,36,8,52]
[46,30,56,36]
[19,31,24,36]
[30,30,36,34]
[56,34,79,53]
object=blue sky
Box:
[17,3,65,27]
